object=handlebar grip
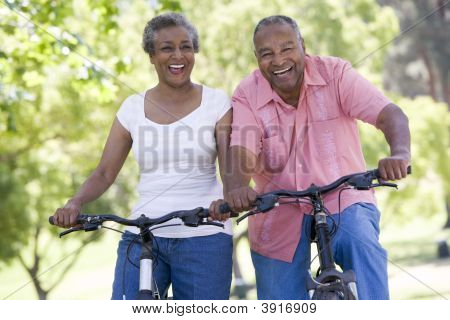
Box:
[219,203,239,218]
[374,165,412,178]
[219,203,231,214]
[407,165,412,175]
[49,214,89,226]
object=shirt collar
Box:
[255,55,326,109]
[304,55,327,86]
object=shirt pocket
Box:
[261,134,289,174]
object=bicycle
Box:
[220,166,411,300]
[49,207,228,300]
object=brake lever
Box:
[201,221,224,228]
[371,182,398,189]
[236,210,259,225]
[182,213,224,228]
[59,223,101,238]
[59,226,84,238]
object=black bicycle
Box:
[221,166,411,300]
[49,207,227,300]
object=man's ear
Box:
[301,38,306,53]
[253,49,257,58]
[149,54,154,64]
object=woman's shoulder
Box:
[116,92,145,129]
[120,92,145,109]
[202,85,230,103]
[200,85,231,122]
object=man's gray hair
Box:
[253,15,302,46]
[142,12,199,55]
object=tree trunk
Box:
[33,278,48,300]
[441,70,450,229]
[417,44,437,100]
[444,200,450,229]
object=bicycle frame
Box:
[227,166,411,300]
[306,187,357,299]
[137,228,158,300]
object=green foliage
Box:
[361,96,450,222]
[0,0,133,268]
[157,0,183,13]
[0,160,30,262]
[181,0,398,93]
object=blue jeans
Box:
[251,203,389,300]
[111,232,233,300]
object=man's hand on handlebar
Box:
[377,155,410,181]
[225,186,258,212]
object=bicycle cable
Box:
[121,223,190,299]
[121,233,141,299]
[102,226,125,234]
[151,235,161,299]
[149,223,183,232]
[308,187,354,273]
[275,199,334,272]
[277,199,314,207]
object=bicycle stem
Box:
[137,228,157,299]
[311,192,336,272]
[314,210,336,271]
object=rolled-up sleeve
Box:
[230,87,263,157]
[337,62,392,125]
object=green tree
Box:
[183,0,398,92]
[0,0,184,300]
[0,0,128,299]
[378,0,450,227]
[361,96,450,224]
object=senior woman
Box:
[52,13,233,300]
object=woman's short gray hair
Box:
[253,15,302,46]
[142,12,199,55]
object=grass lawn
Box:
[382,216,450,300]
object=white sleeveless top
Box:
[116,86,232,237]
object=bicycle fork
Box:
[136,229,159,300]
[307,205,358,300]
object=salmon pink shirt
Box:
[230,55,391,262]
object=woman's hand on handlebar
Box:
[209,199,231,222]
[52,199,82,228]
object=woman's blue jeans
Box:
[251,202,389,300]
[111,232,233,300]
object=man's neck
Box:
[278,91,300,107]
[275,75,304,107]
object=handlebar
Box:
[49,207,226,237]
[263,166,411,199]
[231,166,411,223]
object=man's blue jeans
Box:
[111,232,233,300]
[251,202,389,300]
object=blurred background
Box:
[0,0,449,300]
